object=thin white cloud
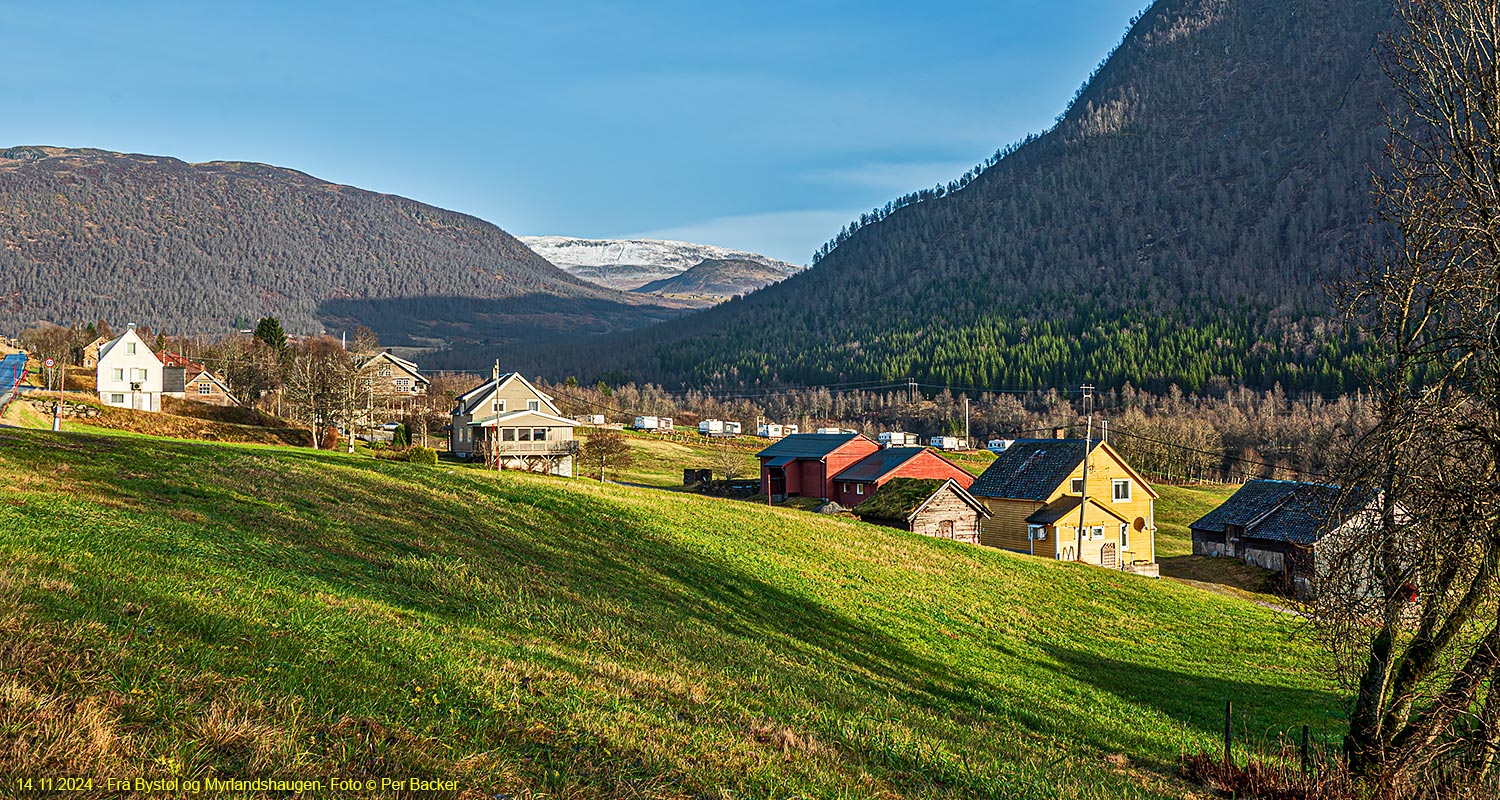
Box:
[632,209,864,266]
[806,160,977,192]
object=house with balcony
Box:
[450,364,577,477]
[95,324,162,412]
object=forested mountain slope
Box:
[0,147,683,347]
[517,0,1391,392]
[633,257,792,300]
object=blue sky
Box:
[0,1,1149,264]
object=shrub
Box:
[408,446,437,466]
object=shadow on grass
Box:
[1038,643,1345,760]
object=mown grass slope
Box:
[0,429,1341,798]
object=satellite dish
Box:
[1134,517,1146,531]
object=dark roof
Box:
[968,439,1101,501]
[1189,480,1305,533]
[832,447,926,482]
[1026,496,1130,525]
[1191,480,1373,546]
[757,432,865,460]
[855,478,989,523]
[1026,496,1082,524]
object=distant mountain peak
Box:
[520,236,801,303]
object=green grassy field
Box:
[579,429,762,487]
[0,428,1341,798]
[1153,484,1238,558]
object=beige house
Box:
[450,365,577,477]
[81,336,109,369]
[969,436,1158,575]
[358,351,430,400]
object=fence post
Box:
[1301,724,1310,779]
[1224,700,1233,768]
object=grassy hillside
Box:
[3,388,309,447]
[0,428,1341,797]
[579,429,762,487]
[1154,484,1238,558]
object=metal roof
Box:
[968,438,1101,501]
[832,447,926,482]
[756,432,866,460]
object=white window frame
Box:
[110,393,125,404]
[494,399,506,413]
[126,342,136,355]
[856,484,864,495]
[197,383,211,395]
[1090,526,1105,540]
[1120,523,1130,549]
[131,368,147,381]
[1071,478,1084,494]
[112,368,124,381]
[1112,479,1131,502]
[1028,524,1046,541]
[527,399,540,411]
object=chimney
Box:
[127,323,137,331]
[1053,427,1068,440]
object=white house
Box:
[95,325,162,412]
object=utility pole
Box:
[908,378,917,405]
[51,360,64,429]
[963,396,970,449]
[1075,384,1095,563]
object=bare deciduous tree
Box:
[580,431,632,483]
[1322,1,1500,793]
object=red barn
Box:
[831,447,975,508]
[758,433,880,501]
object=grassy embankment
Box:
[4,367,308,447]
[0,427,1340,798]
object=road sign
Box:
[43,357,55,368]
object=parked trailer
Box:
[879,431,921,447]
[699,419,725,435]
[988,439,1015,453]
[634,415,658,431]
[657,417,674,432]
[929,436,968,450]
[757,423,784,439]
[783,424,799,435]
[723,421,742,435]
[816,427,857,435]
[579,414,606,426]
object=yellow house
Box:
[969,437,1159,576]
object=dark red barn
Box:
[758,433,880,501]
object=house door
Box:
[769,468,786,500]
[937,519,955,539]
[1100,543,1118,569]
